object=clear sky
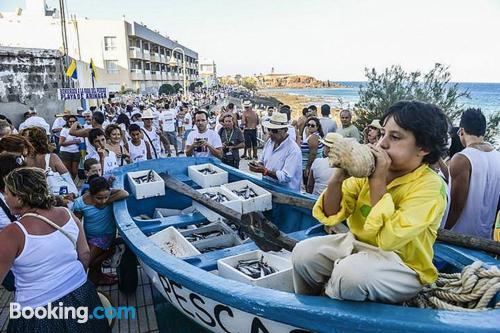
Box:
[2,0,500,82]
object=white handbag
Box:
[44,154,78,196]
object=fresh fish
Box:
[198,168,218,175]
[232,186,258,200]
[235,255,277,279]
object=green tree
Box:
[355,64,468,127]
[158,83,174,95]
[355,63,500,146]
[241,77,258,91]
[173,83,183,93]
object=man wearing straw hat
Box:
[249,113,302,191]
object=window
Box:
[104,36,117,51]
[105,60,119,74]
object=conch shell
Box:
[326,133,375,177]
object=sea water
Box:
[266,82,500,117]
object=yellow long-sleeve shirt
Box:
[313,164,447,285]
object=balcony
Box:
[144,70,152,80]
[143,50,151,61]
[160,54,166,63]
[150,53,160,63]
[129,47,142,59]
[152,72,162,81]
[130,69,144,81]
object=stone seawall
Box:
[0,46,65,126]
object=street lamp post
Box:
[167,47,188,100]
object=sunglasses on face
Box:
[307,123,316,127]
[270,128,282,133]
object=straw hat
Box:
[141,109,154,119]
[242,100,252,108]
[262,113,289,129]
[56,109,76,117]
[320,132,339,148]
[368,119,382,130]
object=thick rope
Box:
[405,261,500,311]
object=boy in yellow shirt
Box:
[293,101,448,303]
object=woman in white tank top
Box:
[0,167,110,332]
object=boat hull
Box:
[113,157,500,333]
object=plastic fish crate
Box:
[188,163,228,188]
[127,170,165,200]
[217,250,293,292]
[192,186,242,222]
[149,226,200,258]
[221,180,272,214]
[180,222,242,253]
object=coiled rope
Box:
[405,261,500,311]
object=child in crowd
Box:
[293,101,449,304]
[127,124,151,163]
[72,176,129,285]
[85,128,118,177]
[80,158,102,195]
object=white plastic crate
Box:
[192,186,242,222]
[188,163,228,188]
[127,170,165,200]
[217,250,293,292]
[149,226,200,258]
[221,180,272,214]
[180,222,242,253]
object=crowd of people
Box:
[0,86,498,329]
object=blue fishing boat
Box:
[113,157,500,333]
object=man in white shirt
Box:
[160,105,179,156]
[185,110,222,158]
[141,109,170,158]
[181,106,193,153]
[19,107,50,134]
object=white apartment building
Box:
[198,57,217,87]
[0,0,199,94]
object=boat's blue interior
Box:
[120,157,497,276]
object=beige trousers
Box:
[292,232,422,303]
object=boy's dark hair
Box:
[88,176,110,195]
[84,158,99,171]
[0,153,25,190]
[381,101,448,165]
[302,108,309,116]
[88,128,105,146]
[321,104,331,116]
[92,111,105,125]
[308,105,317,111]
[448,126,464,158]
[194,110,208,119]
[279,107,291,121]
[459,108,486,137]
[128,123,141,133]
[227,103,234,110]
[116,113,130,129]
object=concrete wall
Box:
[0,46,65,126]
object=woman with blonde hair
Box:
[0,167,110,332]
